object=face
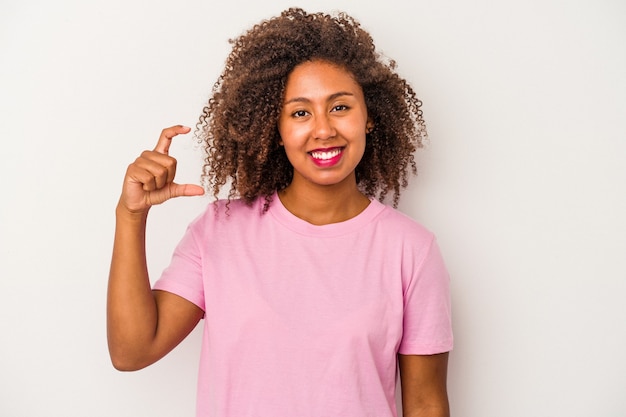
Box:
[278,60,373,190]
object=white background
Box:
[1,0,625,416]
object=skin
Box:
[107,125,204,371]
[399,353,450,417]
[277,60,372,225]
[107,62,450,416]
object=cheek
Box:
[355,134,367,162]
[351,129,367,150]
[278,124,306,148]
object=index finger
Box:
[154,125,192,154]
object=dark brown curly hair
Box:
[195,7,428,210]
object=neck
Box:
[278,176,370,225]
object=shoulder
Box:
[186,196,268,233]
[373,202,435,243]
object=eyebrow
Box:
[283,91,355,105]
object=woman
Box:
[108,8,453,417]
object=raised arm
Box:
[107,125,205,371]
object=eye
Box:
[331,104,350,112]
[292,110,309,118]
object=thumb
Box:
[169,183,205,198]
[146,183,204,206]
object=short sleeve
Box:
[398,238,453,355]
[153,221,206,311]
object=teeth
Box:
[310,149,341,160]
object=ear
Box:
[366,119,374,133]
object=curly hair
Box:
[195,7,428,210]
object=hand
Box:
[118,125,204,214]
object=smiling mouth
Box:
[309,147,344,160]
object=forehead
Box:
[283,60,362,99]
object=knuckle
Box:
[155,165,168,177]
[164,157,177,170]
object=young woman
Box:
[108,8,453,417]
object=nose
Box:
[313,114,335,140]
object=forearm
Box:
[107,205,158,370]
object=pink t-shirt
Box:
[154,194,453,417]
